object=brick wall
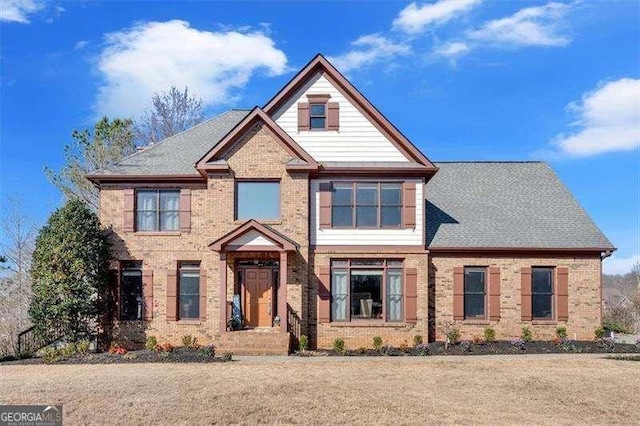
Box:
[430,254,602,341]
[311,250,429,350]
[99,124,309,347]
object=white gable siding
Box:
[310,179,424,246]
[272,73,409,162]
[228,230,276,248]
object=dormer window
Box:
[298,95,339,131]
[310,103,327,129]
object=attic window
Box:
[309,103,327,129]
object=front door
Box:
[243,269,272,327]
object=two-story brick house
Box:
[88,55,614,354]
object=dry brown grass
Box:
[1,354,638,425]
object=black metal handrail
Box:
[17,326,64,357]
[287,304,301,339]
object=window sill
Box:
[177,320,201,325]
[328,321,407,328]
[133,231,182,236]
[531,320,557,325]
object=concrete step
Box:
[217,331,291,355]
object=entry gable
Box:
[264,54,437,170]
[209,220,298,252]
[196,107,318,175]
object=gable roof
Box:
[209,220,298,252]
[426,162,615,252]
[196,107,318,174]
[263,54,438,172]
[87,109,249,182]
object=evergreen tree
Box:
[29,199,111,342]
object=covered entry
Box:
[209,220,298,333]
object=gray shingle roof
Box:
[426,162,613,250]
[90,109,250,176]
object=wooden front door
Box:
[243,269,272,327]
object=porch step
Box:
[217,331,291,356]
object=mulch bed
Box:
[1,347,231,365]
[309,340,640,357]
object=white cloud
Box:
[1,0,43,23]
[393,0,481,34]
[433,41,470,58]
[552,78,640,156]
[95,20,288,118]
[327,34,410,74]
[74,40,89,51]
[467,2,572,47]
[604,254,640,275]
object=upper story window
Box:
[236,181,280,221]
[331,182,402,228]
[309,103,327,130]
[136,189,179,232]
[532,267,554,319]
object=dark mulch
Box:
[312,340,640,357]
[1,347,231,366]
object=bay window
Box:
[330,259,404,322]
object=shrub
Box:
[412,335,423,347]
[197,345,215,357]
[594,327,605,340]
[603,320,632,334]
[472,335,483,345]
[29,199,111,343]
[108,342,127,355]
[460,341,472,353]
[222,352,233,362]
[556,326,568,339]
[76,339,90,355]
[399,340,410,351]
[299,335,309,352]
[483,327,496,343]
[446,328,461,345]
[521,326,533,342]
[181,335,198,349]
[333,337,345,354]
[122,352,138,360]
[40,347,61,363]
[559,339,579,353]
[60,342,77,358]
[157,342,174,352]
[372,336,383,351]
[415,342,429,356]
[145,336,158,351]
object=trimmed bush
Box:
[556,326,568,339]
[333,337,345,354]
[594,327,605,340]
[412,335,423,347]
[521,326,533,342]
[373,336,383,351]
[446,328,461,345]
[483,327,496,343]
[299,335,308,352]
[145,336,158,351]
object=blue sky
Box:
[0,1,638,273]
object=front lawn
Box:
[1,355,638,424]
